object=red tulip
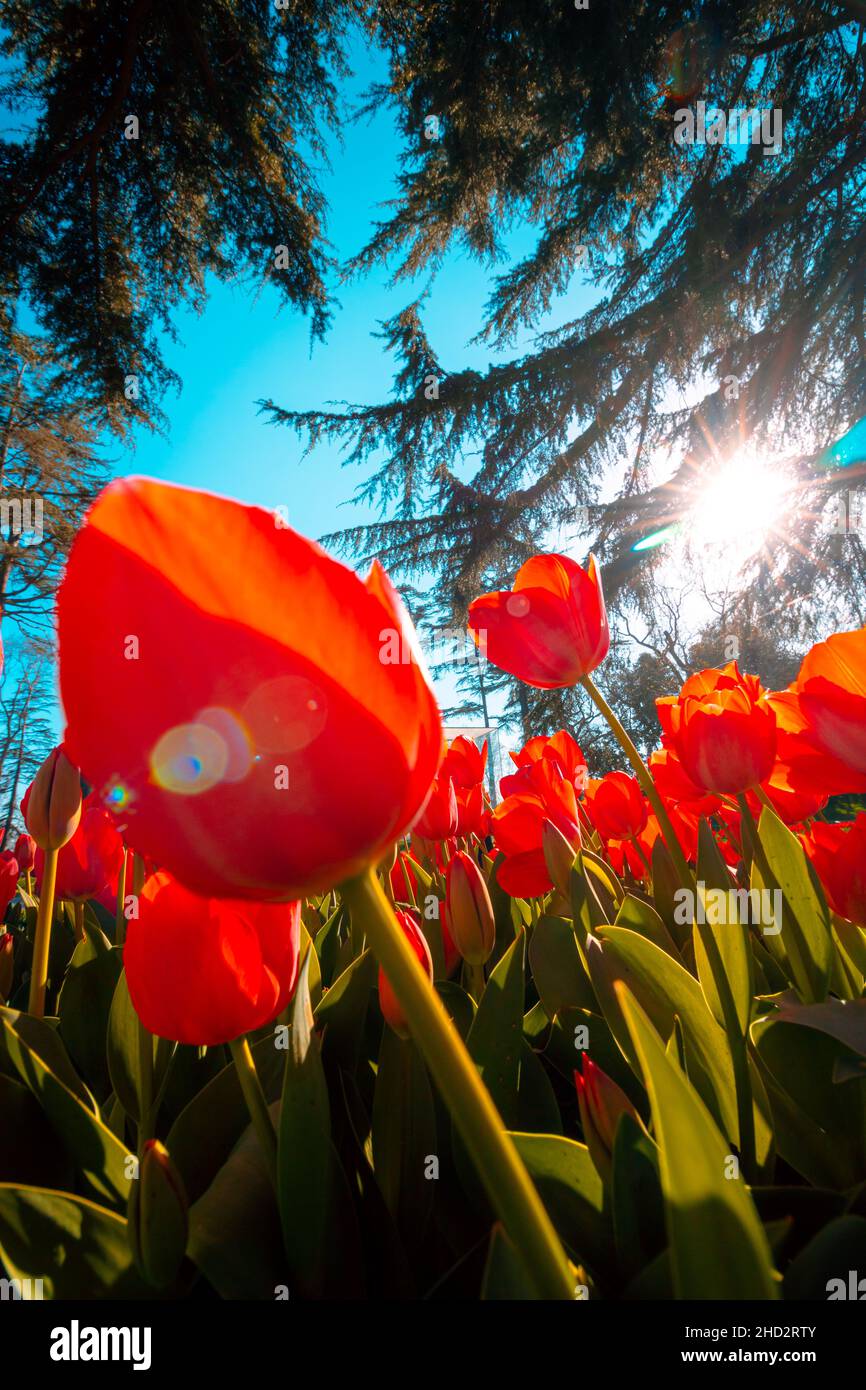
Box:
[468,554,609,688]
[801,817,866,925]
[574,1054,640,1181]
[445,851,495,964]
[390,849,421,903]
[124,871,301,1045]
[656,663,776,795]
[441,736,487,789]
[57,478,442,900]
[793,628,866,778]
[584,772,648,841]
[13,834,35,873]
[501,729,587,796]
[0,852,19,918]
[412,773,459,841]
[22,746,82,851]
[454,782,486,838]
[492,760,581,897]
[439,900,462,976]
[35,804,125,903]
[648,749,719,815]
[378,909,434,1038]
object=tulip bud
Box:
[127,1139,189,1288]
[13,834,35,873]
[574,1054,640,1183]
[542,818,581,898]
[378,909,434,1039]
[0,933,13,1002]
[445,850,495,965]
[23,747,82,851]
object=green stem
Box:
[229,1036,278,1189]
[580,675,695,894]
[115,851,128,946]
[28,847,58,1018]
[341,866,573,1300]
[137,1019,153,1145]
[467,959,486,1002]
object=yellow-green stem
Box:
[581,674,756,1177]
[115,851,128,946]
[229,1036,277,1189]
[341,866,574,1299]
[580,674,695,894]
[28,847,58,1018]
[73,900,85,944]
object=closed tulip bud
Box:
[13,834,35,873]
[378,909,434,1038]
[127,1140,188,1289]
[445,850,495,965]
[574,1054,640,1183]
[542,818,581,898]
[23,747,82,851]
[0,933,13,1001]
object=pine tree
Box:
[0,0,358,432]
[263,1,866,665]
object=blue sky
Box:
[103,30,593,740]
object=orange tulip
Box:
[468,554,609,688]
[656,663,776,795]
[791,629,866,780]
[801,816,866,925]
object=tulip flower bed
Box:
[1,478,865,1302]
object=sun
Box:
[689,451,789,559]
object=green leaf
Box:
[783,1216,866,1300]
[106,968,151,1124]
[508,1131,611,1281]
[278,951,332,1297]
[516,1040,563,1135]
[693,818,753,1034]
[0,1005,95,1110]
[529,914,595,1021]
[772,991,866,1059]
[590,928,773,1171]
[616,984,779,1300]
[372,1029,437,1240]
[751,1014,866,1187]
[0,1014,132,1208]
[0,1075,74,1189]
[188,1114,285,1300]
[755,805,833,1003]
[56,934,122,1101]
[166,1035,284,1204]
[611,1111,665,1284]
[316,947,376,1074]
[465,931,525,1127]
[615,893,680,960]
[0,1185,151,1298]
[481,1225,539,1300]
